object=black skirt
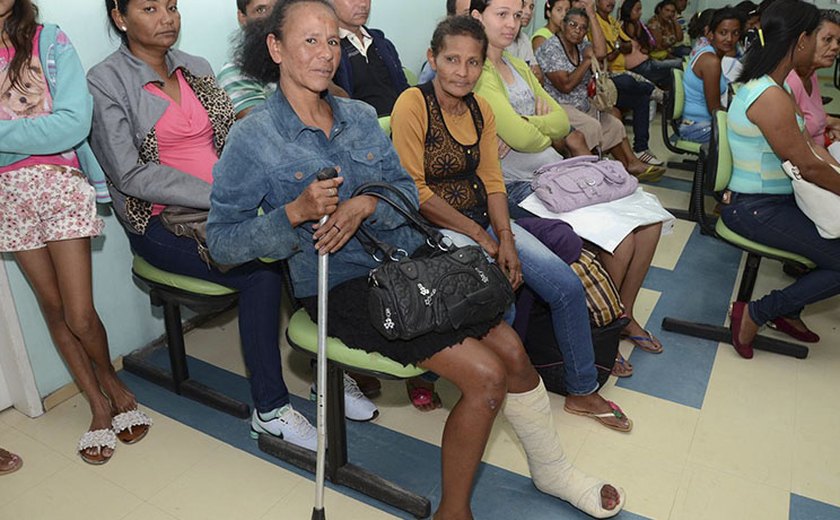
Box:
[300,277,504,367]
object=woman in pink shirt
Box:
[88,0,376,452]
[787,10,840,145]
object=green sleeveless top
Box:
[531,27,555,50]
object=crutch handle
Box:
[316,166,339,182]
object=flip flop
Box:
[564,401,633,433]
[633,165,665,183]
[611,354,633,378]
[624,330,664,354]
[407,386,442,412]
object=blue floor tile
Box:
[125,354,650,519]
[790,494,840,520]
[617,226,742,409]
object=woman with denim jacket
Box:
[86,0,380,452]
[722,0,840,358]
[208,2,625,518]
[0,0,150,465]
[391,16,635,426]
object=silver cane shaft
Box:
[314,212,329,516]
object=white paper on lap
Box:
[518,187,675,253]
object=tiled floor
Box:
[1,115,839,520]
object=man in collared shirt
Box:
[331,0,410,116]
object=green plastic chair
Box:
[661,68,703,159]
[126,256,250,417]
[403,66,419,86]
[257,262,431,519]
[661,110,813,358]
[378,115,392,137]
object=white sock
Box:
[502,380,625,519]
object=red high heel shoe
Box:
[730,301,754,359]
[768,317,820,343]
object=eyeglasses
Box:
[566,20,588,32]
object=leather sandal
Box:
[78,429,117,465]
[0,448,23,475]
[112,409,153,445]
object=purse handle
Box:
[351,182,448,261]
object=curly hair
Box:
[236,0,335,84]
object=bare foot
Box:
[565,393,631,431]
[611,353,633,377]
[600,484,621,510]
[97,367,138,414]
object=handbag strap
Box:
[351,182,448,260]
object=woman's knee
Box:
[64,306,100,338]
[458,354,508,411]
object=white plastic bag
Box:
[518,187,675,253]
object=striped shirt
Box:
[728,75,802,195]
[217,61,275,116]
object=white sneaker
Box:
[634,149,664,166]
[651,87,665,104]
[310,373,379,422]
[250,404,317,451]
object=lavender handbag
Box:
[530,155,639,213]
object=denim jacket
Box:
[0,24,109,202]
[207,89,423,298]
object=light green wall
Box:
[4,0,447,397]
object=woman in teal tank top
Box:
[679,7,744,143]
[720,0,840,359]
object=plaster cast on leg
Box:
[502,380,625,519]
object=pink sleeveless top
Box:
[144,69,218,215]
[0,26,81,174]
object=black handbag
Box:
[352,183,515,341]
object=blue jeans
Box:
[128,217,290,413]
[720,193,840,324]
[630,58,681,87]
[441,222,599,396]
[611,72,654,152]
[678,119,712,144]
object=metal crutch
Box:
[312,166,339,520]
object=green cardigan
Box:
[473,52,570,154]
